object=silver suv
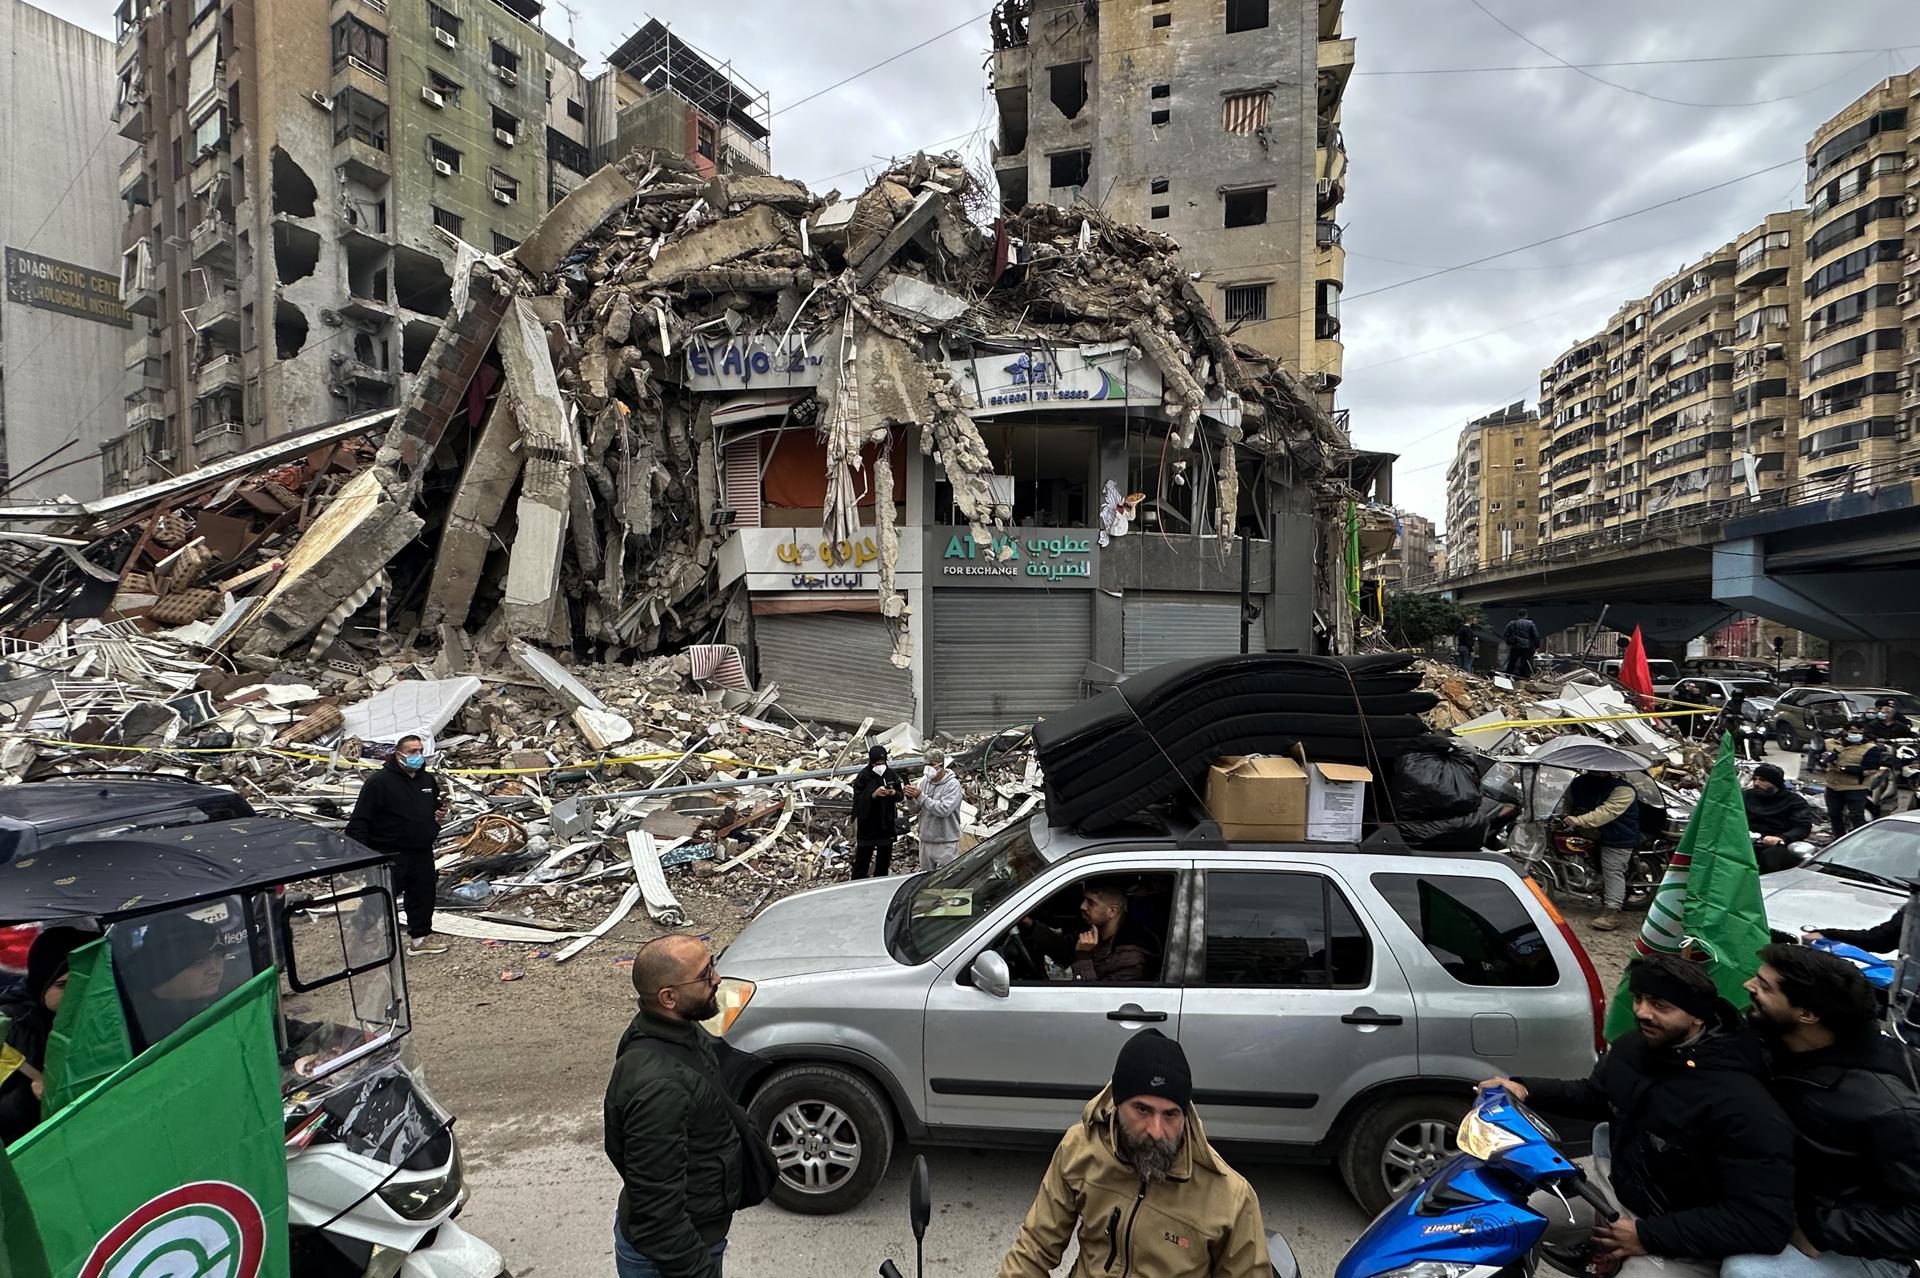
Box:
[711,812,1603,1216]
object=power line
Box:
[775,11,992,118]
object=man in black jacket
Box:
[605,935,742,1278]
[849,744,914,880]
[1502,610,1542,677]
[1727,944,1920,1278]
[0,927,92,1144]
[1746,764,1818,872]
[1484,954,1795,1277]
[1804,912,1900,954]
[344,734,448,955]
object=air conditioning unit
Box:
[434,27,456,48]
[494,127,514,146]
[1907,195,1919,215]
[492,189,511,204]
[1772,423,1787,438]
[433,159,453,177]
[1906,155,1919,171]
[309,91,334,111]
[495,66,517,86]
[421,87,444,109]
[1315,178,1334,200]
[1901,285,1914,305]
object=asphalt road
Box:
[457,1121,1370,1278]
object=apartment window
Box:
[1150,107,1170,126]
[491,41,520,74]
[430,139,461,173]
[427,69,461,105]
[332,16,387,77]
[1048,62,1089,119]
[1151,84,1170,100]
[1049,149,1091,189]
[488,169,519,204]
[1226,0,1269,32]
[1223,187,1268,227]
[1316,279,1342,338]
[1150,205,1170,219]
[492,106,518,137]
[1150,177,1169,195]
[1222,283,1268,322]
[567,98,585,123]
[431,205,463,235]
[696,119,718,160]
[427,3,460,41]
[492,232,518,254]
[1151,12,1171,28]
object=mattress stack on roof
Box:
[1033,654,1438,831]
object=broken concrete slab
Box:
[703,173,811,211]
[572,706,635,751]
[510,640,609,712]
[852,189,942,288]
[648,203,789,281]
[515,163,640,276]
[496,299,576,639]
[877,274,970,325]
[339,675,482,744]
[424,392,525,631]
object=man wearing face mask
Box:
[346,732,450,955]
[849,744,914,879]
[1816,719,1887,837]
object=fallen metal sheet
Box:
[510,641,607,712]
[554,884,642,962]
[340,676,482,744]
[628,831,687,926]
[431,914,588,944]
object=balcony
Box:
[186,63,226,121]
[190,143,228,193]
[126,394,163,431]
[335,131,390,187]
[331,355,398,390]
[332,56,388,105]
[190,215,235,268]
[1317,36,1355,112]
[1736,244,1793,289]
[124,331,160,370]
[990,44,1028,93]
[118,148,150,204]
[330,0,389,25]
[195,353,243,398]
[192,286,239,336]
[115,90,149,141]
[340,289,391,323]
[192,420,246,460]
[125,276,158,318]
[1316,220,1343,248]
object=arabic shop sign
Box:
[720,527,923,593]
[945,341,1161,418]
[686,331,823,392]
[935,527,1098,587]
[4,247,130,328]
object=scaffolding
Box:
[605,17,771,171]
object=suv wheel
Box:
[1775,720,1800,752]
[1340,1094,1467,1215]
[747,1064,894,1215]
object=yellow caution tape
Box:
[8,736,761,778]
[1453,708,1721,735]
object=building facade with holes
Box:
[987,0,1350,407]
[705,335,1322,734]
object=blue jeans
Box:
[1456,645,1474,672]
[613,1228,726,1278]
[1724,1248,1907,1278]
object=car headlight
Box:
[1373,1264,1478,1278]
[1455,1108,1524,1162]
[702,977,756,1036]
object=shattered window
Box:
[1049,149,1091,189]
[1223,187,1268,228]
[1048,62,1088,119]
[1150,177,1169,195]
[1226,0,1269,32]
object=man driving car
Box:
[1020,882,1159,983]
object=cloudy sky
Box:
[48,0,1920,527]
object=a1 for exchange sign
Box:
[4,246,130,328]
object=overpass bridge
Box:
[1443,452,1920,686]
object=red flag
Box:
[1620,625,1656,711]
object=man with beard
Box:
[605,936,745,1278]
[1725,945,1920,1278]
[1745,764,1819,873]
[1483,955,1795,1278]
[998,1029,1269,1278]
[1020,882,1161,983]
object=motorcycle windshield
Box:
[275,863,411,1096]
[285,1038,451,1170]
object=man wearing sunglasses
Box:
[605,936,743,1278]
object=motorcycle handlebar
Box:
[1571,1175,1619,1223]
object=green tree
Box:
[1383,591,1472,650]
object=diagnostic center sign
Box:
[5,247,130,328]
[935,527,1098,587]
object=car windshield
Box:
[1645,661,1679,680]
[1811,820,1920,890]
[1850,691,1920,715]
[899,818,1048,963]
[1728,680,1782,698]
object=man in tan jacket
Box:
[997,1029,1271,1278]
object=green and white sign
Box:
[934,527,1098,587]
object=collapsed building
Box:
[0,150,1363,735]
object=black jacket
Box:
[1821,911,1902,954]
[344,760,443,856]
[604,1011,744,1278]
[1517,1001,1795,1260]
[1502,618,1541,650]
[1455,624,1478,648]
[850,765,903,841]
[1769,1032,1920,1259]
[1744,787,1817,843]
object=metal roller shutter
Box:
[753,611,913,726]
[1122,594,1244,674]
[930,591,1090,734]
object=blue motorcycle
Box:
[1336,1086,1615,1278]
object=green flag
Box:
[6,968,289,1278]
[1603,734,1772,1039]
[40,939,132,1115]
[0,1140,52,1278]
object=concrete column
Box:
[1265,477,1316,653]
[909,429,933,733]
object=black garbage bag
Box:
[1400,796,1511,852]
[1390,735,1484,821]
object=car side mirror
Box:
[971,950,1011,998]
[1788,841,1816,860]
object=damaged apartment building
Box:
[989,0,1352,404]
[104,0,769,496]
[4,151,1360,737]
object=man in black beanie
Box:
[849,744,914,880]
[1483,954,1795,1278]
[998,1029,1270,1278]
[1744,763,1817,873]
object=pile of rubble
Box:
[0,149,1348,679]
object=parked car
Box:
[1680,657,1775,678]
[1598,657,1680,695]
[1770,687,1920,752]
[712,812,1604,1218]
[1669,676,1784,722]
[0,775,254,982]
[1762,811,1920,951]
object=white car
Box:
[1761,811,1920,952]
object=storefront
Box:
[1120,593,1246,674]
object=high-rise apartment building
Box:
[1,0,127,502]
[588,20,770,177]
[1364,510,1435,588]
[1444,402,1540,576]
[986,0,1350,401]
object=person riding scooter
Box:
[1745,764,1817,873]
[1553,769,1642,932]
[1815,719,1887,836]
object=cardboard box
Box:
[1205,755,1308,841]
[1305,759,1374,842]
